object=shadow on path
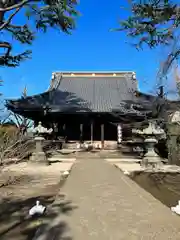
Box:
[0,194,77,240]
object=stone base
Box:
[141,156,163,169]
[30,152,49,165]
[140,146,163,169]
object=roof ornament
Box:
[49,72,62,90]
[132,72,136,80]
[49,73,56,90]
[52,72,56,79]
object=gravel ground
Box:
[0,161,74,240]
[53,158,180,240]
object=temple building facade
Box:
[6,71,152,148]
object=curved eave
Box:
[6,102,149,118]
[6,102,43,112]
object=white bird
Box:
[123,170,130,175]
[29,200,46,216]
[171,200,180,215]
[63,171,69,176]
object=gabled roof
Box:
[50,72,137,112]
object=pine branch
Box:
[0,50,31,67]
[0,0,78,67]
[116,0,180,50]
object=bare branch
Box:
[0,130,34,165]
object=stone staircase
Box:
[48,152,76,162]
[48,148,140,162]
[64,141,118,150]
[47,151,77,173]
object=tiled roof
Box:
[6,72,148,116]
[49,73,138,113]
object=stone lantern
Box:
[133,121,165,169]
[31,122,53,165]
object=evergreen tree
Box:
[0,0,78,67]
[118,1,180,51]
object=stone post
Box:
[30,122,52,165]
[31,136,49,165]
[142,138,162,169]
[133,122,164,169]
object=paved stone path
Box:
[41,158,180,240]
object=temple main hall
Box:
[6,71,155,148]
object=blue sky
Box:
[1,0,171,99]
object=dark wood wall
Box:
[64,121,117,141]
[41,113,118,141]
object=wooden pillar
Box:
[80,124,83,143]
[53,123,58,140]
[63,124,67,143]
[90,121,93,144]
[101,124,104,149]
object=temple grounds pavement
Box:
[35,157,180,240]
[1,153,180,239]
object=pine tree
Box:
[0,0,78,67]
[118,1,180,51]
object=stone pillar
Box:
[117,124,122,144]
[31,136,49,165]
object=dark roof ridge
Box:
[52,70,136,74]
[49,71,137,90]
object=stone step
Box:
[48,157,76,162]
[114,162,143,173]
[103,155,136,159]
[105,158,141,164]
[49,162,74,171]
